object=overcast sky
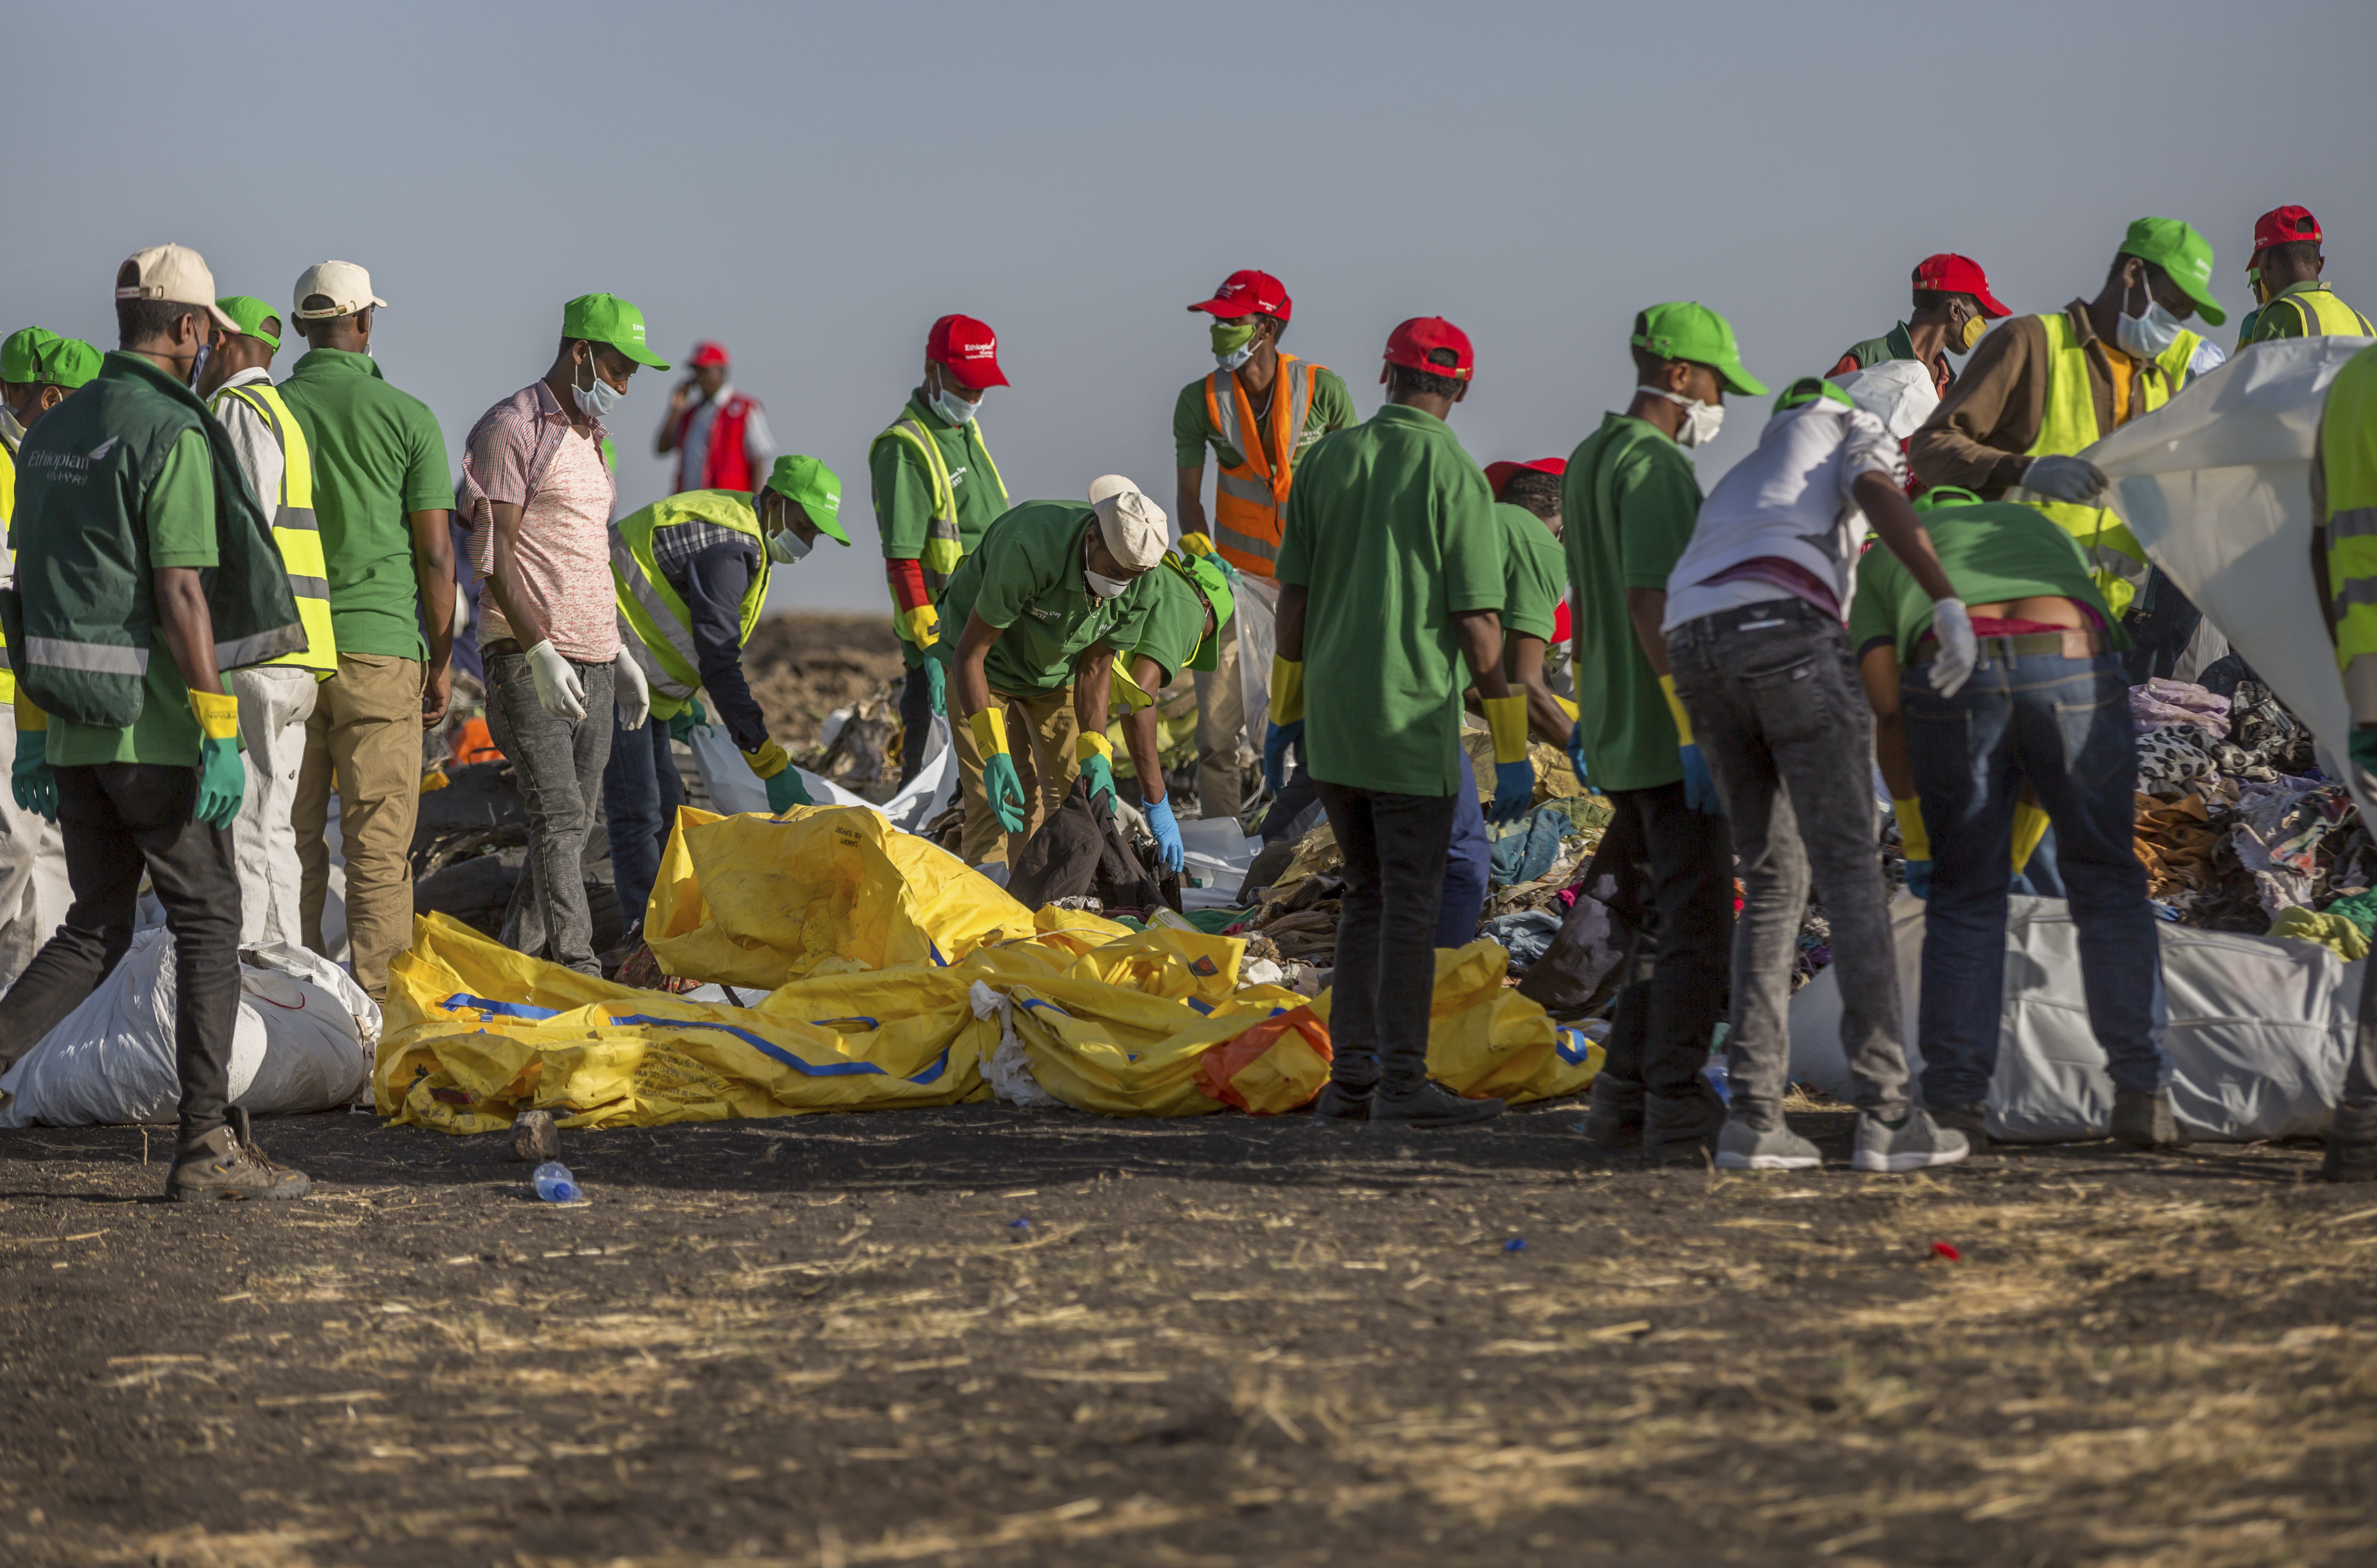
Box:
[6,0,2372,613]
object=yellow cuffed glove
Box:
[1179,532,1215,560]
[1269,656,1304,725]
[2011,797,2051,874]
[1657,674,1694,747]
[900,603,941,650]
[969,706,1027,832]
[1891,797,1931,861]
[1076,729,1117,812]
[11,690,54,822]
[1482,693,1535,824]
[743,737,812,814]
[188,688,245,832]
[1552,692,1579,722]
[14,689,48,733]
[743,737,791,778]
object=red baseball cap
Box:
[689,341,730,368]
[1483,457,1566,498]
[926,314,1008,389]
[2252,205,2322,257]
[1382,317,1473,381]
[1912,254,2011,319]
[1187,270,1292,323]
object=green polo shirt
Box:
[1564,412,1702,792]
[1274,404,1503,797]
[1122,558,1215,686]
[276,348,451,660]
[1848,501,2124,663]
[1494,503,1565,644]
[45,429,215,767]
[870,394,1007,562]
[1173,363,1358,471]
[937,501,1158,697]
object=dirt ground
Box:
[4,1106,2373,1567]
[742,615,907,754]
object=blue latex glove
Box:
[924,657,947,716]
[1902,859,1933,900]
[11,730,56,822]
[981,751,1028,832]
[1143,795,1185,872]
[195,735,246,831]
[1490,758,1535,824]
[765,766,813,814]
[1080,751,1117,814]
[1262,719,1303,797]
[1565,721,1592,792]
[1679,743,1722,815]
[668,696,709,742]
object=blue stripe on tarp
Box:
[1018,998,1070,1017]
[810,1016,881,1031]
[606,1012,951,1084]
[1555,1027,1594,1065]
[440,993,561,1021]
[929,940,948,967]
[1184,997,1213,1015]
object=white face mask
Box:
[1215,341,1257,371]
[2115,277,2187,360]
[1637,384,1724,447]
[1083,548,1132,598]
[930,372,981,426]
[574,352,626,418]
[766,526,812,565]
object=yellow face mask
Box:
[1958,310,1987,353]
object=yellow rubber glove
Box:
[1179,532,1215,560]
[1552,692,1579,722]
[1076,729,1117,812]
[188,689,245,832]
[743,737,791,779]
[14,689,48,733]
[1269,656,1304,724]
[969,706,1027,832]
[2011,798,2051,873]
[743,737,812,813]
[1891,797,1931,861]
[899,603,941,650]
[1657,674,1694,746]
[1482,694,1529,765]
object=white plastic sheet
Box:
[686,717,957,835]
[1233,573,1279,775]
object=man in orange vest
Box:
[1173,271,1356,822]
[655,340,775,494]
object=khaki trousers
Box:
[295,653,423,1000]
[1191,612,1245,820]
[228,665,319,949]
[953,686,1080,868]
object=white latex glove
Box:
[1926,597,1978,696]
[613,648,650,731]
[2022,454,2110,504]
[525,638,587,721]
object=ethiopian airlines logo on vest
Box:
[21,436,114,483]
[88,438,120,462]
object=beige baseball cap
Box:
[1092,484,1169,570]
[116,244,239,331]
[291,260,389,320]
[1087,473,1139,505]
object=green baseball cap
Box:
[2118,217,2226,327]
[1179,552,1236,672]
[764,455,849,544]
[215,295,281,349]
[561,293,671,370]
[29,337,101,390]
[1631,302,1766,396]
[1912,485,1985,513]
[2,325,59,384]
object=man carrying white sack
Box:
[1661,360,1972,1173]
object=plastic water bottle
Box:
[1701,1056,1731,1107]
[531,1161,580,1203]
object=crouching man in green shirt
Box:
[938,487,1169,868]
[1271,318,1533,1129]
[0,244,310,1200]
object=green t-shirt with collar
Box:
[869,394,1007,563]
[936,501,1159,697]
[1494,502,1565,644]
[1847,501,2124,664]
[1173,363,1358,472]
[1274,403,1504,797]
[1121,557,1216,687]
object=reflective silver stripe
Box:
[610,534,702,701]
[1208,369,1242,459]
[1214,522,1279,563]
[274,504,319,532]
[216,625,308,670]
[2332,573,2377,612]
[284,575,332,600]
[2328,505,2377,540]
[1215,471,1273,505]
[1284,360,1312,455]
[27,636,148,674]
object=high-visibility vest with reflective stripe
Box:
[0,432,15,703]
[1201,354,1319,579]
[2010,312,2199,617]
[2323,345,2377,666]
[2260,284,2377,342]
[213,382,336,676]
[870,415,1008,594]
[611,489,771,721]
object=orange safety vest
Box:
[1202,354,1320,578]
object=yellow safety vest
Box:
[871,413,1008,599]
[2012,312,2199,616]
[611,489,771,721]
[2258,283,2377,342]
[0,431,15,704]
[1201,354,1321,579]
[212,381,337,676]
[2324,345,2377,667]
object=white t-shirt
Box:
[1662,399,1905,631]
[210,367,284,528]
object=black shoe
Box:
[167,1110,312,1201]
[2110,1088,2184,1150]
[1930,1101,1990,1151]
[1576,1075,1645,1153]
[1642,1082,1727,1164]
[1311,1083,1371,1122]
[2322,1101,2377,1183]
[1370,1081,1504,1129]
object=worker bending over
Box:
[1663,361,1973,1173]
[873,315,1011,787]
[1853,489,2178,1150]
[608,456,849,934]
[1272,317,1530,1129]
[938,487,1168,868]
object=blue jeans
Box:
[603,714,685,940]
[1903,650,2169,1107]
[1436,794,1490,948]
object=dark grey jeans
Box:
[486,645,615,975]
[1667,598,1910,1124]
[1313,780,1458,1097]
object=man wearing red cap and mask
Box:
[2235,206,2371,349]
[871,315,1012,786]
[1830,254,2013,401]
[1175,271,1356,822]
[655,341,774,495]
